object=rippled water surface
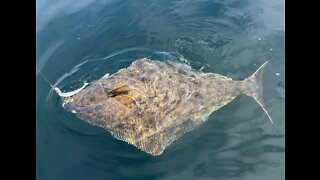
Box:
[36,0,284,179]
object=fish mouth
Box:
[62,99,81,114]
[63,102,77,112]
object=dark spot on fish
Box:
[163,126,175,135]
[116,123,125,130]
[93,114,103,122]
[169,75,172,78]
[178,69,187,75]
[193,92,202,98]
[167,62,176,69]
[149,96,155,101]
[95,105,103,111]
[140,77,148,83]
[138,100,147,108]
[163,95,169,102]
[135,140,143,147]
[89,96,95,102]
[176,99,182,104]
[192,80,200,85]
[134,109,143,117]
[125,123,135,131]
[165,108,174,115]
[190,74,196,78]
[86,108,94,114]
[145,118,155,128]
[135,131,144,139]
[178,89,186,96]
[182,118,193,126]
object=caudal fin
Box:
[243,61,273,124]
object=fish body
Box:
[63,58,270,156]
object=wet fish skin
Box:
[63,58,269,156]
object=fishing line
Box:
[36,65,54,88]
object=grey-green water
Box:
[36,0,285,179]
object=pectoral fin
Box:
[107,85,136,108]
[107,85,131,97]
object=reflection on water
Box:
[36,0,284,179]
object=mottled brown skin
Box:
[63,58,255,155]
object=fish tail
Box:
[243,61,273,124]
